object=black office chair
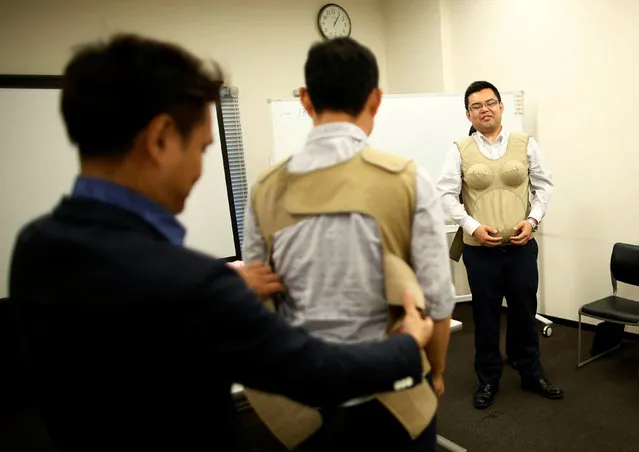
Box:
[577,243,639,368]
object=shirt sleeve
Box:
[241,200,268,263]
[526,137,553,223]
[411,167,457,320]
[435,143,480,236]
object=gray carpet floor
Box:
[1,303,637,451]
[437,303,639,452]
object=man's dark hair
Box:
[304,37,379,117]
[464,81,501,111]
[61,34,224,159]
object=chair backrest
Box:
[610,242,639,291]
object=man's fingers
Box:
[402,290,419,317]
[247,263,275,275]
[484,236,503,246]
[265,282,286,293]
[263,273,282,283]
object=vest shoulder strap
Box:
[361,147,413,173]
[506,132,531,155]
[454,136,476,156]
[455,136,475,147]
[257,158,291,183]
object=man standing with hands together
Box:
[437,81,563,409]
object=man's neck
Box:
[313,112,370,135]
[481,125,503,143]
[79,159,158,205]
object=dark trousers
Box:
[463,239,544,386]
[297,377,437,452]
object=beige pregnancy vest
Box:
[449,133,532,260]
[243,148,438,450]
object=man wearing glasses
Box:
[437,81,563,409]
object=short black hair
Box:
[304,37,379,117]
[464,81,501,111]
[61,34,224,159]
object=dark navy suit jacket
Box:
[8,178,422,451]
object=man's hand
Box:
[399,290,434,349]
[511,220,533,246]
[472,224,502,247]
[432,373,445,397]
[232,261,285,297]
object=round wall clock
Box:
[317,3,352,39]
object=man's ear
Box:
[368,88,382,116]
[466,109,471,122]
[299,87,314,117]
[144,114,174,164]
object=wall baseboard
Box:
[454,301,639,342]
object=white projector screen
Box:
[0,77,239,298]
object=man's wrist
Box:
[462,216,481,236]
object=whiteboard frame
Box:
[0,74,242,261]
[268,90,524,111]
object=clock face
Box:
[318,4,351,39]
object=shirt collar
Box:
[72,176,186,246]
[306,122,369,145]
[474,126,509,145]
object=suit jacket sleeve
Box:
[192,263,423,407]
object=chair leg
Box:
[577,313,582,367]
[577,314,623,368]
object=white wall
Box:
[437,0,639,327]
[383,0,444,93]
[383,0,470,296]
[4,0,638,327]
[0,0,388,187]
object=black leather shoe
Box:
[521,377,564,399]
[474,384,498,409]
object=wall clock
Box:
[317,3,352,39]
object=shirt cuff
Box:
[461,216,481,236]
[528,209,543,224]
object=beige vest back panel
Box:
[458,133,532,246]
[244,148,437,449]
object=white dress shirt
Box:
[436,127,553,236]
[243,122,456,346]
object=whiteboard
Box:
[268,91,524,181]
[0,85,237,298]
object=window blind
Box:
[218,87,249,251]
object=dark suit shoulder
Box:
[13,213,52,243]
[10,202,234,305]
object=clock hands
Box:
[334,14,340,27]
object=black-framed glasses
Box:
[468,98,500,112]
